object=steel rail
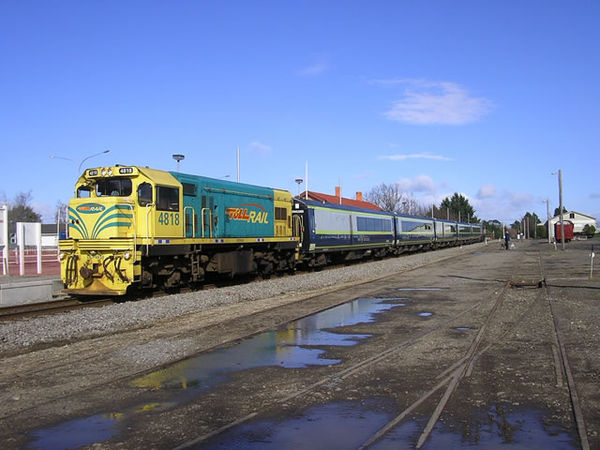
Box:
[539,253,590,450]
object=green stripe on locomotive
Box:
[169,172,276,239]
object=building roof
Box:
[297,190,382,211]
[547,211,596,223]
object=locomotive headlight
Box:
[123,252,132,260]
[58,252,65,261]
[107,169,113,176]
[101,169,107,176]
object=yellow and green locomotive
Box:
[59,166,298,295]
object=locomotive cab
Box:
[60,166,184,295]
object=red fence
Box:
[3,249,60,276]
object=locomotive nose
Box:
[80,266,94,280]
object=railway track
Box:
[3,241,593,448]
[0,250,428,321]
[172,247,591,449]
[0,298,117,321]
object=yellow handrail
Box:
[201,207,213,238]
[118,201,137,262]
[146,204,154,253]
[184,206,196,237]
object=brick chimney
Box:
[335,186,341,202]
[356,192,363,202]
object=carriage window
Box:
[138,182,153,206]
[157,186,179,211]
[77,186,91,198]
[96,178,132,197]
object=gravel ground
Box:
[0,243,486,354]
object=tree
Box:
[519,212,541,239]
[583,224,596,238]
[482,219,503,239]
[438,193,478,222]
[8,191,41,234]
[553,206,567,217]
[366,183,435,216]
[56,200,69,236]
[365,183,408,213]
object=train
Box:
[59,165,483,296]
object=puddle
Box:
[27,413,122,450]
[456,327,472,331]
[202,402,576,449]
[472,251,484,255]
[372,405,577,449]
[28,297,403,448]
[202,399,397,449]
[418,312,434,317]
[131,297,402,392]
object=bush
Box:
[583,224,596,238]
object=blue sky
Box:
[1,0,599,225]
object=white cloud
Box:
[380,79,492,125]
[300,63,329,76]
[396,174,436,193]
[472,189,537,223]
[379,153,453,161]
[477,184,497,199]
[299,54,330,76]
[249,141,272,155]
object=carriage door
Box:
[155,186,181,238]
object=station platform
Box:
[0,275,63,307]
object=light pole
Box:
[552,170,565,250]
[172,154,185,172]
[78,149,110,174]
[543,199,551,243]
[49,154,73,162]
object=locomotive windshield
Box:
[95,178,133,197]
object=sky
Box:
[1,0,599,225]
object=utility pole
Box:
[545,199,551,243]
[237,147,240,182]
[558,169,565,250]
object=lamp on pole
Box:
[294,178,303,196]
[78,149,110,174]
[172,154,185,172]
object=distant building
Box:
[546,211,597,238]
[297,187,382,211]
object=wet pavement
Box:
[202,401,577,450]
[26,297,406,448]
[2,239,599,449]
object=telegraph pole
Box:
[558,169,565,250]
[545,198,551,243]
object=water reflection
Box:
[131,297,402,392]
[204,402,577,449]
[27,413,121,450]
[373,404,577,449]
[202,400,396,449]
[27,297,402,448]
